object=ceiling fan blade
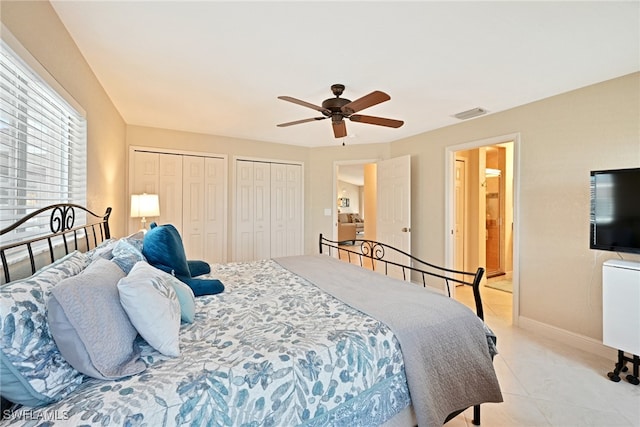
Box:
[332,120,347,138]
[278,96,331,115]
[277,117,326,127]
[341,91,390,115]
[349,114,404,128]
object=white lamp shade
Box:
[130,194,160,218]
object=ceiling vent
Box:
[453,107,488,120]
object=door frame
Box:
[444,133,521,325]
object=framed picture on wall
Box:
[338,197,350,208]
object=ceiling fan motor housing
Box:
[322,97,352,121]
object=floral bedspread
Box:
[4,259,410,426]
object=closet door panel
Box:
[132,151,159,194]
[253,162,271,260]
[182,156,205,260]
[158,154,183,232]
[235,161,255,262]
[285,164,303,256]
[270,164,287,258]
[205,157,227,263]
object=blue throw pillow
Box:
[181,276,225,297]
[142,223,191,278]
[142,223,224,296]
[188,260,211,277]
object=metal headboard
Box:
[318,233,486,320]
[0,204,112,284]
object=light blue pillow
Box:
[0,251,88,406]
[169,275,196,323]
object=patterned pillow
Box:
[0,251,88,406]
[117,261,181,357]
[85,238,117,261]
[111,239,146,274]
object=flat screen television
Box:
[590,167,640,254]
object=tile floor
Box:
[451,284,640,426]
[333,248,640,426]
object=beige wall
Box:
[391,72,640,341]
[1,0,128,235]
[336,180,361,214]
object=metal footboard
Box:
[318,233,491,425]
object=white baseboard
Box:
[518,316,618,360]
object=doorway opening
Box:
[335,161,377,243]
[447,135,518,324]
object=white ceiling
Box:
[50,1,639,148]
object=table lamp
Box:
[130,193,160,229]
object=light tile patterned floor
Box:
[334,249,640,426]
[452,285,640,426]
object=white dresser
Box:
[603,259,640,355]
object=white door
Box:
[158,153,183,231]
[253,162,271,260]
[271,164,303,258]
[271,163,288,258]
[285,164,303,256]
[204,157,227,263]
[376,155,411,279]
[235,160,256,262]
[182,156,205,260]
[235,161,272,261]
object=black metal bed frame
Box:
[318,233,490,425]
[0,204,112,284]
[1,212,493,425]
[319,233,487,319]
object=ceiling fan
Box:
[277,84,404,138]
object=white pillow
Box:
[117,262,181,357]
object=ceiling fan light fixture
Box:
[453,107,488,120]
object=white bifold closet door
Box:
[130,149,227,264]
[182,156,227,263]
[235,160,303,262]
[270,163,303,258]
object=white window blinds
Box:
[0,39,87,244]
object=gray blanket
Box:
[275,255,502,427]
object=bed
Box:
[0,204,502,426]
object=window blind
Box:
[0,39,87,245]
